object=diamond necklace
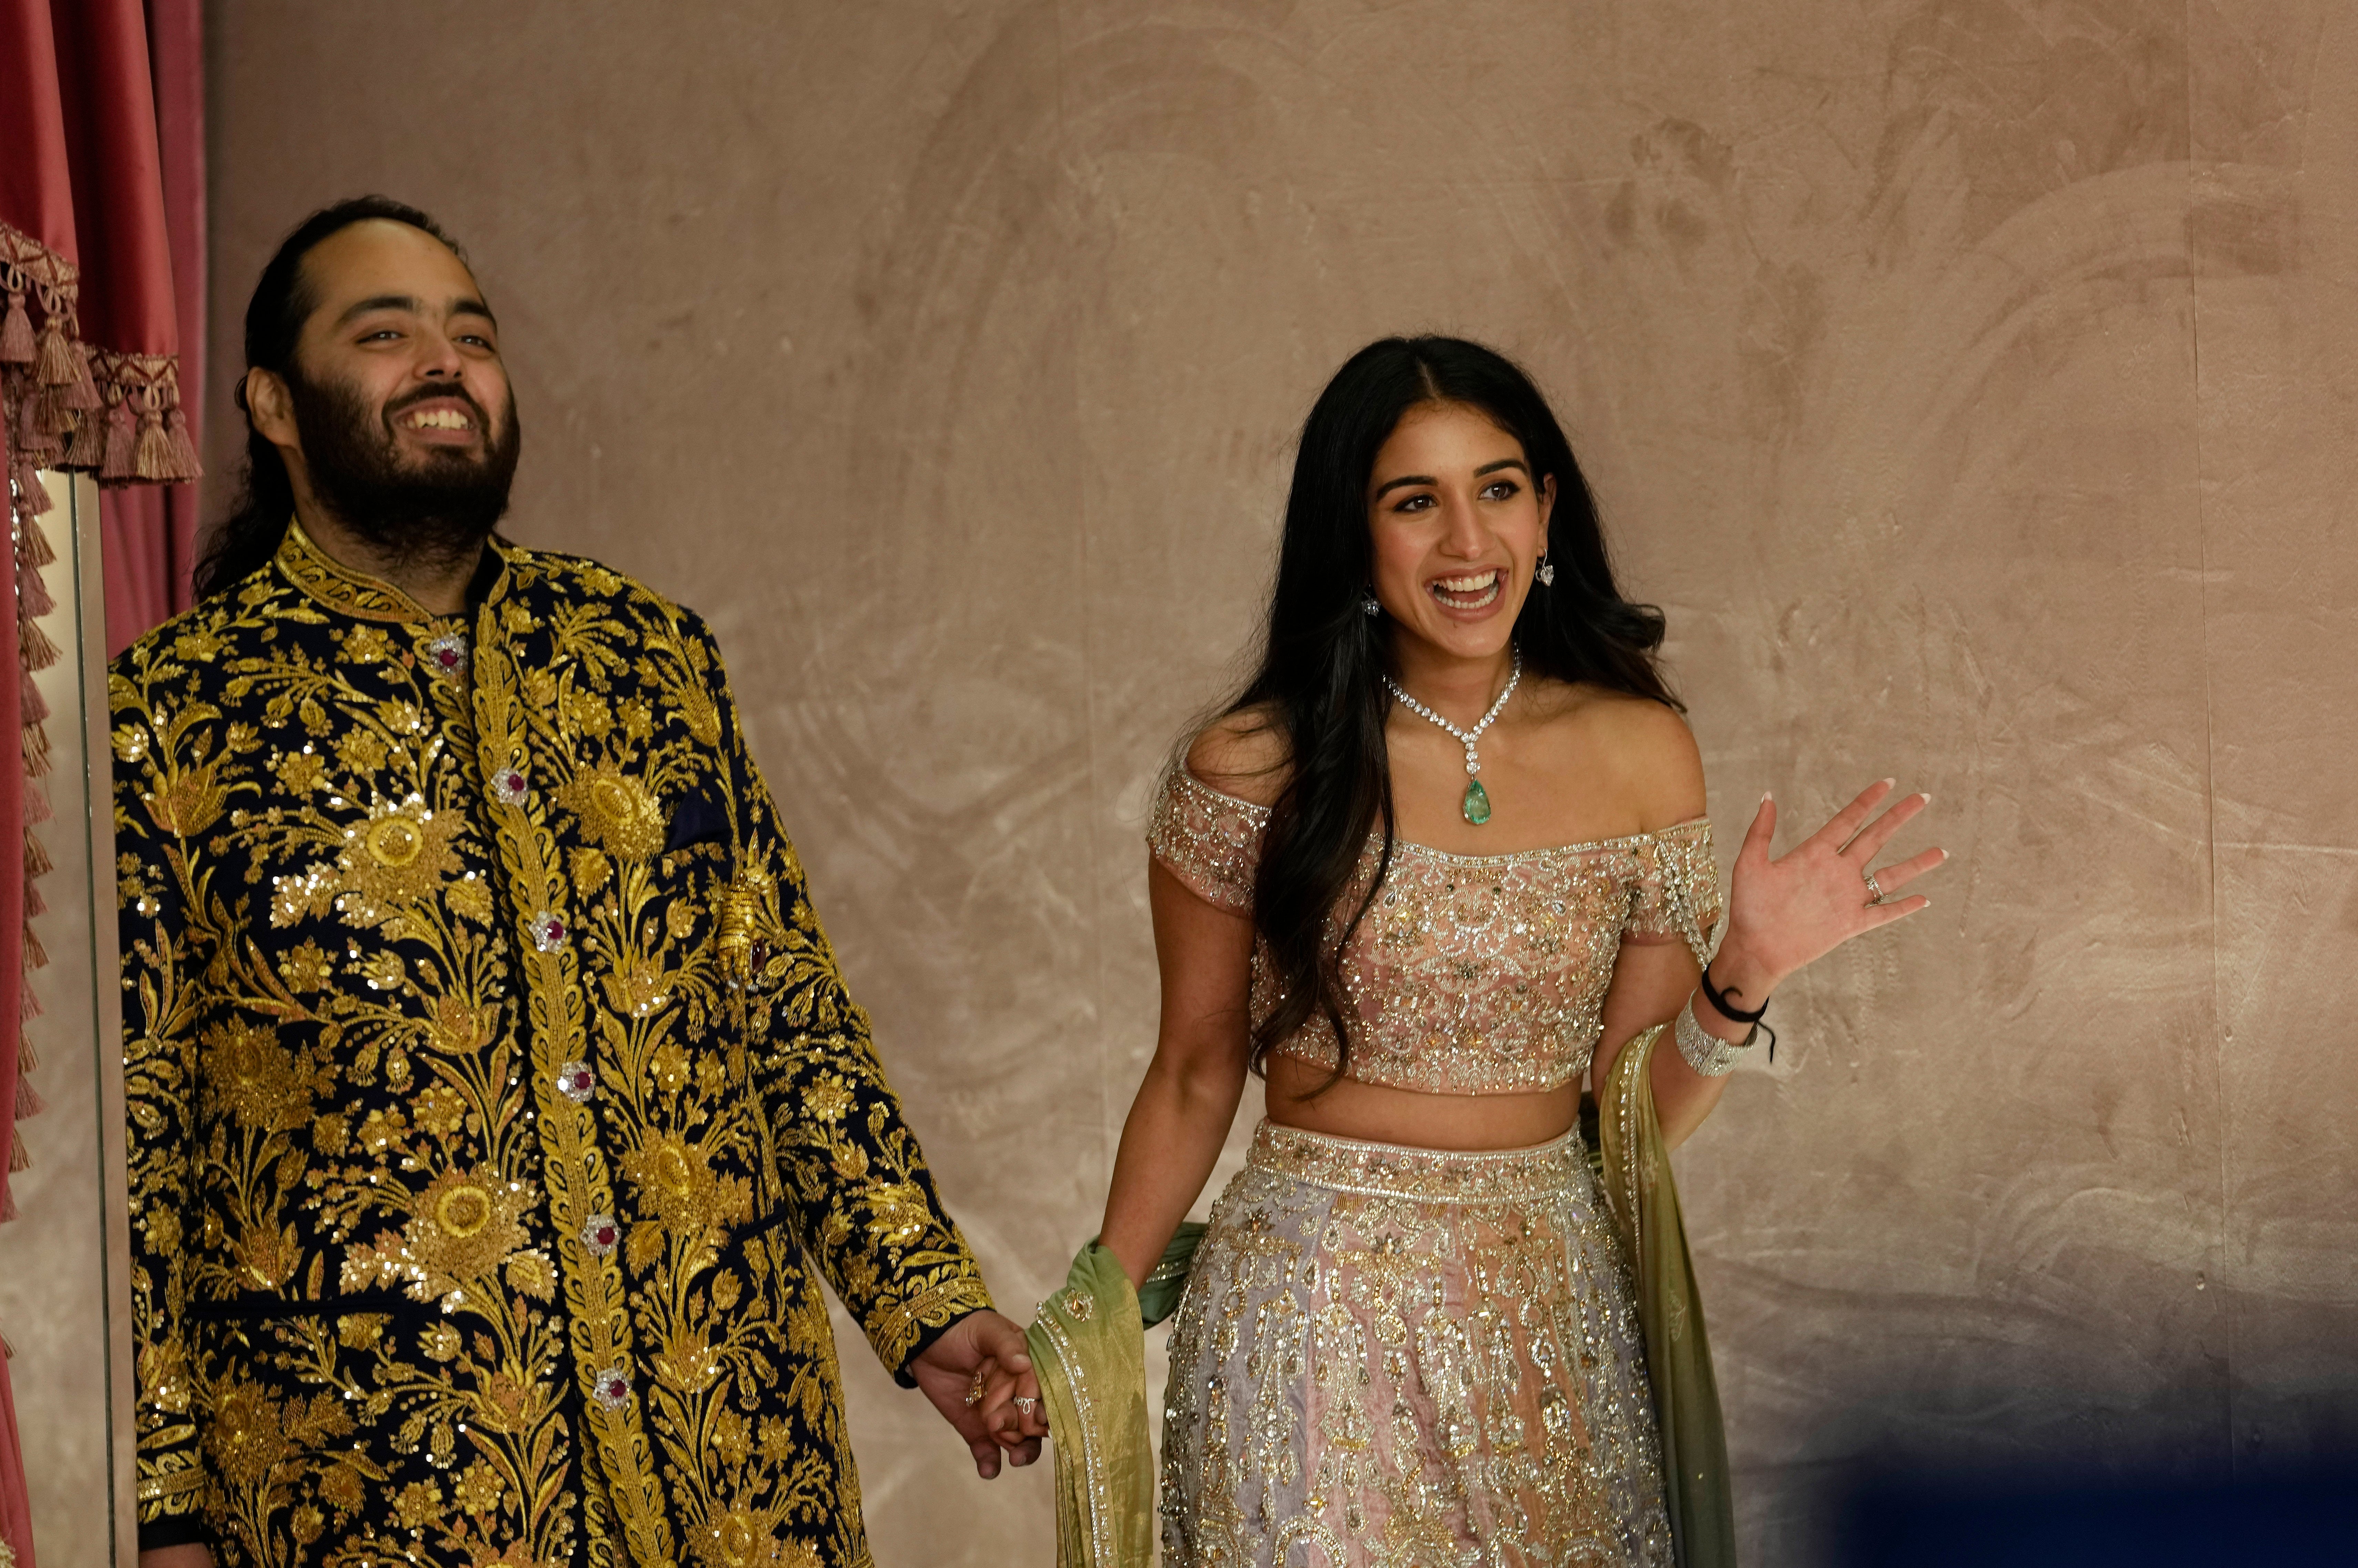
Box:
[1383,649,1521,826]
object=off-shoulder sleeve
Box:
[1146,767,1267,913]
[1624,819,1723,968]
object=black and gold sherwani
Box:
[116,522,991,1568]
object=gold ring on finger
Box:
[1863,869,1885,905]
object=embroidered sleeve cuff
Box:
[889,1301,993,1390]
[872,1273,996,1385]
[137,1459,210,1548]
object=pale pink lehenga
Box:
[1148,768,1722,1568]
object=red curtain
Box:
[100,0,206,659]
[0,1,203,1560]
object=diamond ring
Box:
[1862,869,1886,905]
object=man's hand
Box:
[906,1310,1048,1478]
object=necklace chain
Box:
[1384,649,1521,778]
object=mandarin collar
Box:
[273,516,513,626]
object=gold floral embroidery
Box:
[200,1017,312,1130]
[119,522,991,1566]
[558,762,667,861]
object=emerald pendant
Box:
[1461,778,1492,825]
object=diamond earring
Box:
[1360,589,1381,617]
[1536,556,1555,588]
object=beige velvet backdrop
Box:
[198,2,2358,1561]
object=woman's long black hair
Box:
[1228,335,1680,1080]
[191,196,466,599]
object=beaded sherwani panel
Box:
[115,525,991,1568]
[1146,769,1722,1094]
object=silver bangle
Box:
[1675,993,1755,1077]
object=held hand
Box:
[1711,779,1946,1008]
[906,1310,1046,1478]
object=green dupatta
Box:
[1593,1021,1739,1568]
[1029,1032,1735,1567]
[1024,1225,1203,1568]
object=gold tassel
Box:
[16,1039,34,1074]
[20,614,57,672]
[23,925,46,971]
[61,404,103,469]
[152,363,202,481]
[28,381,69,438]
[11,459,49,518]
[101,394,136,480]
[13,1073,40,1120]
[0,290,33,364]
[20,726,47,781]
[32,315,75,388]
[22,827,50,879]
[163,404,201,480]
[64,339,101,411]
[20,514,54,569]
[16,562,51,619]
[7,1131,28,1172]
[133,400,175,482]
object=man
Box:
[117,197,1043,1568]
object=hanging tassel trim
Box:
[0,289,33,364]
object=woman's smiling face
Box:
[1365,400,1554,664]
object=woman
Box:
[1076,336,1942,1567]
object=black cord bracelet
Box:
[1698,966,1777,1063]
[1697,966,1768,1023]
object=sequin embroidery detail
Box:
[1146,768,1722,1094]
[1161,1120,1674,1567]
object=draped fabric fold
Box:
[1593,1024,1740,1568]
[1025,1225,1205,1568]
[0,1,203,1558]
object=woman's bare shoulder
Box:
[1538,683,1706,828]
[1184,703,1291,808]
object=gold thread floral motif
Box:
[557,763,667,862]
[117,523,992,1567]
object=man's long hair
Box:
[192,197,470,600]
[1225,336,1681,1084]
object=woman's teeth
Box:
[1429,570,1502,609]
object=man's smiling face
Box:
[291,216,512,468]
[249,216,523,566]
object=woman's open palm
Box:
[1719,779,1946,997]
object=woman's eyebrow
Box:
[1372,473,1438,499]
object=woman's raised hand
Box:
[1709,779,1945,1009]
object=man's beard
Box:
[287,366,522,571]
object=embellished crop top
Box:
[1147,768,1723,1095]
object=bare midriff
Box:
[1264,1052,1582,1151]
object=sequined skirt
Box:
[1161,1120,1675,1568]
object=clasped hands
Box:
[905,786,1948,1483]
[906,1309,1051,1478]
